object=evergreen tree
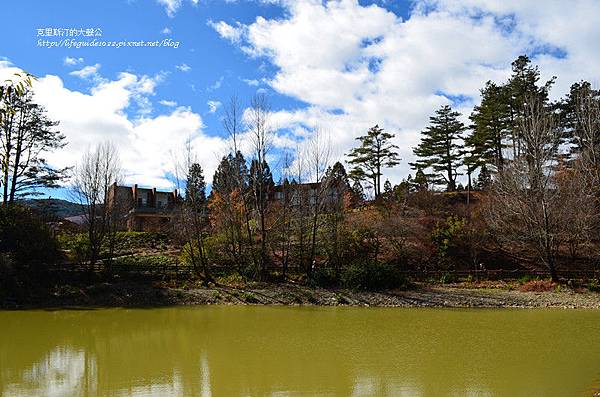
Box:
[185,163,207,213]
[474,164,492,190]
[249,158,274,209]
[411,105,465,191]
[212,151,248,196]
[347,125,401,198]
[505,55,555,158]
[467,81,511,172]
[1,87,67,205]
[412,169,428,192]
[350,180,365,203]
[325,161,351,191]
[383,179,393,198]
[560,81,600,162]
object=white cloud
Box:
[157,0,182,17]
[208,20,245,43]
[63,56,84,66]
[207,100,222,113]
[69,64,101,80]
[161,27,172,34]
[0,60,229,190]
[175,63,192,72]
[207,76,223,91]
[211,0,600,184]
[159,99,177,107]
[242,78,260,86]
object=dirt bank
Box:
[5,281,600,309]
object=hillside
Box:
[20,198,84,219]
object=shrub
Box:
[519,279,557,292]
[431,216,465,265]
[587,279,599,292]
[311,267,339,288]
[0,205,60,271]
[58,233,90,263]
[341,261,407,291]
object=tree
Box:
[347,124,401,199]
[350,180,365,204]
[306,128,331,277]
[247,93,274,278]
[474,164,492,190]
[563,81,600,180]
[183,162,212,283]
[467,81,511,172]
[485,97,563,280]
[411,104,465,191]
[505,55,555,159]
[209,151,251,268]
[1,85,67,206]
[71,142,122,267]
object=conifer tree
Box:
[411,105,465,191]
[347,125,401,198]
[467,81,511,172]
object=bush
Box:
[587,279,599,292]
[0,205,60,270]
[431,216,465,265]
[58,233,90,263]
[311,267,340,288]
[341,261,407,291]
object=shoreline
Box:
[4,281,600,310]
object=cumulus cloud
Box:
[161,27,172,34]
[211,0,600,183]
[0,60,229,190]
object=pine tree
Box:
[347,125,401,198]
[474,164,492,190]
[411,105,465,191]
[1,87,67,205]
[412,169,428,192]
[350,180,365,203]
[212,151,248,196]
[185,163,207,214]
[505,55,555,159]
[467,81,511,172]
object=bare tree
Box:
[306,128,332,277]
[71,142,122,267]
[485,96,575,280]
[247,93,273,278]
[221,95,255,268]
[573,84,600,184]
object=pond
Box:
[1,306,599,396]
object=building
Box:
[269,181,342,209]
[107,183,180,232]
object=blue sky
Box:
[1,0,599,199]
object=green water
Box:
[1,306,599,397]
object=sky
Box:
[1,0,600,199]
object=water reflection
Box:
[4,347,94,397]
[1,307,599,397]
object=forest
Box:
[1,55,599,299]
